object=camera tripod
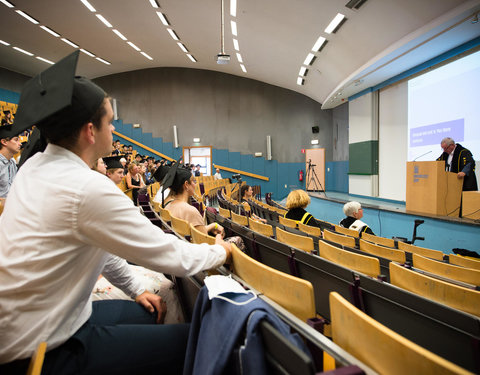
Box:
[305,159,325,193]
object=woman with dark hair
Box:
[240,184,266,224]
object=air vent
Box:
[345,0,367,10]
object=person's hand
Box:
[210,223,225,237]
[216,234,232,264]
[135,291,167,324]
[457,172,466,179]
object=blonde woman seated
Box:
[339,201,374,235]
[285,189,320,227]
[126,162,145,205]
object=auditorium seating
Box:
[278,215,298,229]
[298,222,322,237]
[249,218,274,237]
[359,239,406,264]
[26,342,47,375]
[276,227,314,253]
[333,224,359,238]
[323,230,356,248]
[448,254,480,270]
[190,224,216,245]
[231,211,249,226]
[170,214,192,239]
[218,206,231,218]
[397,241,445,261]
[360,231,396,248]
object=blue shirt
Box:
[0,154,17,198]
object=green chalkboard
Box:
[348,140,378,175]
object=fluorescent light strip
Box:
[187,54,196,62]
[230,0,237,17]
[40,25,60,37]
[96,14,113,28]
[312,36,326,51]
[240,64,246,73]
[233,39,239,51]
[141,52,153,60]
[297,77,304,86]
[113,29,127,41]
[0,0,14,8]
[157,12,170,26]
[96,57,111,65]
[167,28,179,41]
[236,53,243,63]
[13,47,34,56]
[15,10,39,24]
[61,38,79,48]
[325,13,345,34]
[303,53,314,66]
[149,0,159,8]
[231,20,237,36]
[36,56,54,65]
[80,48,95,57]
[0,40,11,46]
[177,42,188,53]
[299,67,307,76]
[80,0,96,12]
[127,41,141,51]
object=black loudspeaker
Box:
[312,126,319,133]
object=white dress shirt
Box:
[0,144,226,363]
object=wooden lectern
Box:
[406,161,463,217]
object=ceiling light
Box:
[0,40,10,46]
[96,14,112,28]
[240,64,246,73]
[193,138,200,143]
[231,20,237,36]
[0,0,14,8]
[303,53,315,66]
[167,28,179,41]
[187,54,197,62]
[233,38,239,51]
[297,77,304,86]
[36,56,54,64]
[216,0,230,65]
[95,57,111,65]
[80,0,96,12]
[149,0,159,8]
[40,26,60,37]
[15,10,39,24]
[141,52,153,60]
[236,53,243,63]
[80,48,95,57]
[127,42,141,51]
[113,29,127,41]
[177,42,188,53]
[230,0,236,17]
[312,36,326,52]
[325,13,345,34]
[311,139,319,145]
[13,47,34,56]
[299,67,307,76]
[157,12,170,26]
[61,38,79,48]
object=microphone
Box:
[413,150,432,161]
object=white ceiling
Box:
[0,0,479,109]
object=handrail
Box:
[213,164,269,181]
[113,131,175,161]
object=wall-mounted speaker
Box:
[173,125,179,148]
[266,135,272,160]
[312,126,320,133]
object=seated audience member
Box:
[104,155,125,185]
[135,153,143,163]
[0,125,22,198]
[240,184,267,223]
[125,162,145,205]
[284,189,320,227]
[91,157,107,175]
[194,164,201,177]
[340,201,374,235]
[0,51,231,375]
[1,110,13,126]
[214,168,222,180]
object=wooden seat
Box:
[249,219,274,237]
[231,211,249,226]
[170,214,191,238]
[26,342,47,375]
[158,206,172,222]
[390,262,480,317]
[218,206,231,218]
[276,227,314,253]
[323,230,356,248]
[329,292,471,375]
[397,241,445,261]
[190,224,216,245]
[278,215,298,229]
[448,254,480,271]
[359,239,406,263]
[231,244,315,322]
[360,231,395,248]
[319,240,380,278]
[334,224,359,238]
[412,253,480,286]
[298,222,321,237]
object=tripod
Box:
[305,159,325,194]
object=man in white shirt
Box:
[0,125,21,198]
[0,51,231,375]
[214,167,222,180]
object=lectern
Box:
[406,161,463,217]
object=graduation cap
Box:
[103,155,123,170]
[0,124,20,139]
[3,110,11,115]
[12,51,105,141]
[158,161,192,206]
[152,164,169,183]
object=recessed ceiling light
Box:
[325,13,345,34]
[299,67,307,76]
[240,64,246,73]
[297,77,305,85]
[231,21,237,36]
[167,28,179,41]
[96,14,112,28]
[141,52,153,60]
[230,0,237,17]
[40,26,60,37]
[80,0,96,12]
[187,54,197,62]
[312,36,326,52]
[13,47,34,56]
[127,42,141,51]
[149,0,159,8]
[233,39,239,51]
[303,53,315,66]
[0,40,10,46]
[95,57,111,65]
[15,10,39,25]
[0,0,14,8]
[112,29,127,41]
[236,53,243,63]
[61,38,79,48]
[80,48,95,57]
[177,42,188,53]
[156,12,169,26]
[36,56,54,65]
